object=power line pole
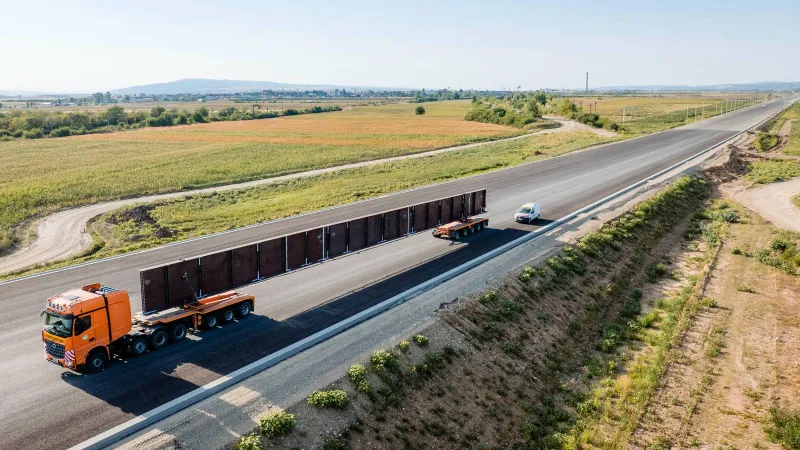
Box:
[585,72,588,93]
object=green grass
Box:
[783,103,800,156]
[746,159,800,184]
[0,100,523,253]
[793,193,800,209]
[766,406,800,449]
[71,131,610,260]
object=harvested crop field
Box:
[0,100,521,252]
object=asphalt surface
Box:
[0,100,787,450]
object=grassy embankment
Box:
[233,176,721,449]
[0,100,523,254]
[747,103,800,184]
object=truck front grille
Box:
[45,340,65,359]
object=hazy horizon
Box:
[2,0,798,93]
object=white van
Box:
[514,203,541,223]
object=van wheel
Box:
[238,301,252,318]
[86,351,109,373]
[170,323,187,342]
[150,329,169,349]
[204,314,218,329]
[221,308,235,323]
[129,336,148,356]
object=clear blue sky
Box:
[2,0,798,93]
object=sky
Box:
[1,0,798,93]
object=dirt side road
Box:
[0,119,607,276]
[733,178,800,232]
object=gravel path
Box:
[0,118,609,275]
[734,178,800,232]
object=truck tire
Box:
[221,308,235,323]
[149,329,169,350]
[129,336,148,356]
[203,314,218,329]
[85,351,109,373]
[238,301,252,318]
[170,323,188,342]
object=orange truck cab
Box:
[42,283,254,373]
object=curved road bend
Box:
[0,99,789,450]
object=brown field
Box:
[0,98,392,113]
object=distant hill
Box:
[595,81,800,92]
[110,78,402,95]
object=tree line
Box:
[0,104,342,140]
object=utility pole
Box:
[631,105,634,121]
[622,105,626,123]
[585,72,588,93]
[686,105,689,123]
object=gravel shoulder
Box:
[0,119,610,276]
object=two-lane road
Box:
[0,99,789,450]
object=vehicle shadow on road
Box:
[62,226,533,419]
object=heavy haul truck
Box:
[432,216,489,239]
[42,283,254,373]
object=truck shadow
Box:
[63,226,531,417]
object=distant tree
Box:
[93,92,104,104]
[191,107,209,123]
[175,113,189,125]
[123,95,131,102]
[415,105,426,115]
[103,92,112,103]
[533,90,547,105]
[105,106,126,125]
[150,106,166,117]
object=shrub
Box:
[597,325,622,352]
[259,411,295,437]
[370,349,399,371]
[49,126,72,137]
[308,389,350,409]
[647,263,669,282]
[765,406,800,449]
[755,131,779,152]
[413,334,430,346]
[772,237,791,252]
[398,340,410,352]
[347,364,367,383]
[23,128,43,139]
[731,247,743,255]
[323,437,347,450]
[235,433,264,450]
[415,105,426,115]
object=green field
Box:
[30,130,612,274]
[0,100,523,252]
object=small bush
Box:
[347,364,367,383]
[639,311,659,328]
[765,406,800,449]
[398,340,410,352]
[736,284,756,293]
[413,334,430,346]
[731,247,743,255]
[755,131,779,152]
[323,437,347,450]
[236,433,264,450]
[259,411,295,437]
[308,389,350,409]
[415,105,426,115]
[772,237,791,252]
[370,349,399,371]
[647,263,669,282]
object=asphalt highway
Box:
[0,99,788,450]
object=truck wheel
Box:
[170,323,188,342]
[221,308,235,323]
[86,351,109,373]
[129,336,148,356]
[149,329,169,349]
[203,314,218,329]
[238,301,252,318]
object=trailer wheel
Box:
[203,314,218,329]
[86,351,109,373]
[149,329,169,349]
[129,336,148,356]
[170,323,187,342]
[238,301,252,318]
[221,308,235,323]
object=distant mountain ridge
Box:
[110,78,402,95]
[595,81,800,92]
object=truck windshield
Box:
[518,206,531,213]
[44,312,73,338]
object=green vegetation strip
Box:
[746,159,800,184]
